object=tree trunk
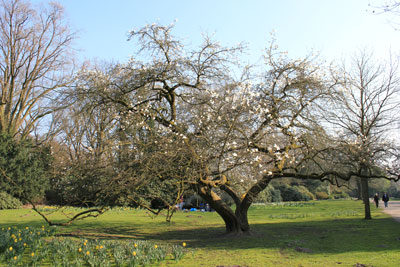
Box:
[194,184,250,235]
[360,177,371,220]
[356,177,362,200]
[193,175,273,236]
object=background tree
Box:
[48,61,191,222]
[325,50,400,219]
[0,0,75,139]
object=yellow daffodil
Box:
[100,245,104,249]
[154,245,158,249]
[7,227,10,230]
[31,252,34,257]
[134,243,138,248]
[86,251,90,256]
[95,245,99,250]
[183,242,187,247]
[78,248,82,252]
[23,243,27,247]
[83,242,87,246]
[9,247,13,251]
[25,227,29,230]
[13,256,17,260]
[132,251,137,256]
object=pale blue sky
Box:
[35,0,400,64]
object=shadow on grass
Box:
[33,217,400,255]
[3,207,400,255]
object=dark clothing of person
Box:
[373,195,379,208]
[382,194,389,208]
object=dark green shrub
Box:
[297,185,315,200]
[254,185,282,203]
[0,191,22,209]
[0,133,51,201]
[303,179,324,194]
[269,188,283,202]
[276,184,314,201]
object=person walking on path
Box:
[373,193,379,208]
[382,192,389,208]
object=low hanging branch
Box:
[27,198,108,226]
[126,190,181,223]
[126,195,163,216]
[0,167,108,226]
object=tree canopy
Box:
[59,23,400,234]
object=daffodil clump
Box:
[46,238,187,267]
[0,226,187,266]
[0,225,54,266]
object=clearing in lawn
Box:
[1,200,400,266]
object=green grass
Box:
[1,200,400,266]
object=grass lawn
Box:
[1,200,400,266]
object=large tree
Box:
[74,24,330,234]
[73,24,400,234]
[0,0,75,138]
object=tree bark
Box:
[193,175,273,236]
[360,177,371,220]
[194,184,250,235]
[356,177,362,200]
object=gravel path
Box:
[378,200,400,222]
